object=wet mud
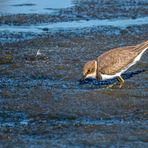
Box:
[0,0,148,147]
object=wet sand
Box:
[0,0,148,147]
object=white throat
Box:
[85,61,97,79]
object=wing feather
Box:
[97,46,137,75]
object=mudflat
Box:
[0,0,148,147]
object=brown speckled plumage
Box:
[83,40,148,81]
[96,41,148,75]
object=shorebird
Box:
[82,40,148,88]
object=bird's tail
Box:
[133,40,148,53]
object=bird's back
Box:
[97,41,148,75]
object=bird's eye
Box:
[88,69,91,73]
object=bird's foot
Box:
[118,82,123,88]
[117,76,125,88]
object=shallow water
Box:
[0,16,148,33]
[0,0,74,14]
[0,0,148,147]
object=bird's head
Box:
[82,60,97,80]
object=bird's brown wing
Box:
[97,46,137,75]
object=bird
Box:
[82,40,148,88]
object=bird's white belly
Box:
[101,47,147,80]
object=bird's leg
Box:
[117,76,125,88]
[107,76,125,89]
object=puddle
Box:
[0,0,74,15]
[45,17,148,30]
[0,17,148,33]
[0,25,42,33]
